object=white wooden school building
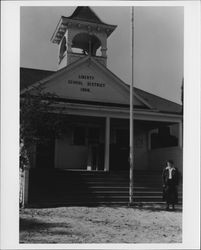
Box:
[20,7,183,206]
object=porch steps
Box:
[28,169,182,206]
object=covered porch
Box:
[32,112,183,173]
[24,105,183,206]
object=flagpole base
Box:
[128,202,144,208]
[128,202,135,207]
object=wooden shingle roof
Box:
[20,67,55,90]
[69,6,106,25]
[134,87,182,114]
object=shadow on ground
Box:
[20,218,72,232]
[22,203,182,212]
[135,205,182,212]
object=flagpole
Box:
[129,6,134,205]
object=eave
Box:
[51,16,117,44]
[49,101,183,123]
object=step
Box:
[28,169,182,206]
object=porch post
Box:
[22,166,30,207]
[178,121,183,148]
[104,116,110,171]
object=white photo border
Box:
[1,1,200,249]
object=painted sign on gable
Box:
[43,60,147,107]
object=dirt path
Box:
[20,204,182,243]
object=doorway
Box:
[110,129,129,171]
[87,127,104,171]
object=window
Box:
[88,127,100,144]
[151,126,178,149]
[73,127,86,145]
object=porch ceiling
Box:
[110,118,178,130]
[135,120,178,130]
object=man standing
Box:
[162,160,179,211]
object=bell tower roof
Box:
[69,6,105,24]
[51,6,117,44]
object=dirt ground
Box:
[20,204,182,244]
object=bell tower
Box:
[51,7,117,70]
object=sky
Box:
[20,6,184,104]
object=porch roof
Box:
[134,88,182,114]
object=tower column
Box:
[100,37,107,57]
[101,47,107,58]
[67,41,72,53]
[104,116,110,171]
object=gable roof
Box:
[20,60,182,114]
[21,56,153,109]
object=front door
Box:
[87,127,104,170]
[110,129,129,171]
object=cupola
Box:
[51,6,117,70]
